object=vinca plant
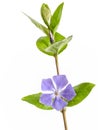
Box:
[22,2,95,130]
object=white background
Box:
[0,0,98,130]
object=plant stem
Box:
[54,55,68,130]
[61,109,68,130]
[50,31,68,130]
[54,55,59,75]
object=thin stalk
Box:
[49,31,68,130]
[54,55,68,130]
[54,55,59,75]
[61,109,68,130]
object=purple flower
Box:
[40,75,76,111]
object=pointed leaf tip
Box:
[22,93,53,110]
[22,12,49,35]
[50,2,64,33]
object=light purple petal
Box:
[53,75,68,90]
[60,84,76,101]
[41,78,55,91]
[40,94,53,106]
[52,97,67,111]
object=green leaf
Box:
[22,93,53,110]
[50,2,64,33]
[41,3,51,27]
[45,35,72,55]
[22,12,49,35]
[68,82,95,107]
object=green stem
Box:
[49,31,68,130]
[54,55,68,130]
[54,55,59,75]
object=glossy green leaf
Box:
[36,32,66,56]
[22,93,53,110]
[68,82,95,107]
[23,12,49,35]
[50,2,64,33]
[41,3,51,27]
[45,35,72,55]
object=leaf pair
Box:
[36,32,72,56]
[41,2,64,33]
[22,82,95,110]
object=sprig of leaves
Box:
[23,2,71,56]
[22,2,95,111]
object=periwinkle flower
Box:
[40,75,76,111]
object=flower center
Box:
[55,90,59,96]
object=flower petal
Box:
[41,78,55,91]
[60,84,76,101]
[53,75,68,90]
[40,94,53,106]
[52,97,67,111]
